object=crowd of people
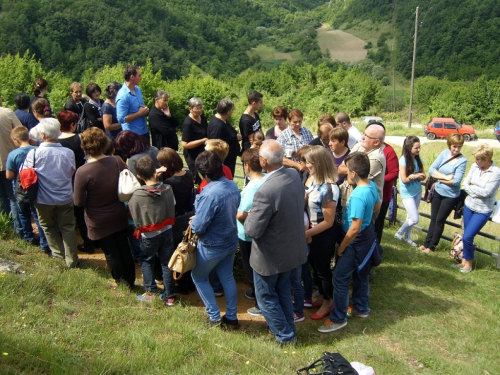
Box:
[1,65,499,345]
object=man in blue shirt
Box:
[116,66,150,140]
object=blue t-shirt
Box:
[342,181,380,233]
[237,178,265,241]
[398,155,422,199]
[6,146,37,179]
[306,182,339,227]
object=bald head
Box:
[259,139,284,171]
[361,124,385,151]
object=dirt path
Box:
[78,249,320,325]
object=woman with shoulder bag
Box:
[419,133,467,253]
[190,151,240,326]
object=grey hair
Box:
[216,98,234,116]
[188,97,203,108]
[154,90,169,100]
[259,139,284,166]
[40,118,61,141]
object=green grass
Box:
[246,44,300,63]
[1,221,499,374]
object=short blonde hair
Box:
[205,139,229,161]
[473,144,493,161]
[447,133,464,148]
[305,145,338,184]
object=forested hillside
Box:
[0,0,323,80]
[327,0,500,80]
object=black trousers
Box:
[374,200,390,244]
[97,229,136,288]
[423,192,458,250]
[74,205,94,250]
[308,225,336,301]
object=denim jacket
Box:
[191,177,240,250]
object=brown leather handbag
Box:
[168,224,198,280]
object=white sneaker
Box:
[394,233,403,240]
[406,239,418,247]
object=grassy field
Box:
[1,214,499,374]
[1,143,499,374]
[246,44,300,68]
[316,25,367,62]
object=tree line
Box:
[2,53,499,127]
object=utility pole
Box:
[408,6,419,128]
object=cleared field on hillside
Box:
[317,25,367,62]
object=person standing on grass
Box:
[420,133,467,254]
[373,134,399,244]
[266,106,288,140]
[0,99,23,235]
[394,136,426,247]
[456,144,500,273]
[116,65,150,140]
[244,140,307,344]
[335,111,362,149]
[277,109,314,173]
[207,98,241,177]
[239,90,263,153]
[128,156,177,305]
[6,126,49,254]
[318,152,381,333]
[236,149,265,316]
[24,118,78,268]
[191,151,240,327]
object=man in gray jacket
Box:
[244,140,307,344]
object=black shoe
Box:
[77,244,95,254]
[27,237,40,246]
[244,289,255,300]
[222,315,239,328]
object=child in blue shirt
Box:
[318,151,381,334]
[6,126,49,253]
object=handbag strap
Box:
[437,153,461,171]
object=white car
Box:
[362,116,383,124]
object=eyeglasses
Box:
[363,132,379,140]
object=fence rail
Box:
[394,198,500,269]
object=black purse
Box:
[297,352,359,375]
[14,149,38,204]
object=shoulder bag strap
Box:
[437,153,461,171]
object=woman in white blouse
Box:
[458,144,500,273]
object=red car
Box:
[424,117,477,141]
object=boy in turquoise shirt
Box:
[318,151,381,333]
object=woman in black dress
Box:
[181,97,208,184]
[149,90,179,151]
[207,98,241,176]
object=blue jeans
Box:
[191,242,238,322]
[290,265,304,316]
[254,270,296,344]
[17,201,49,250]
[301,259,313,300]
[330,246,370,323]
[127,224,143,261]
[140,229,175,297]
[0,172,22,236]
[462,206,491,260]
